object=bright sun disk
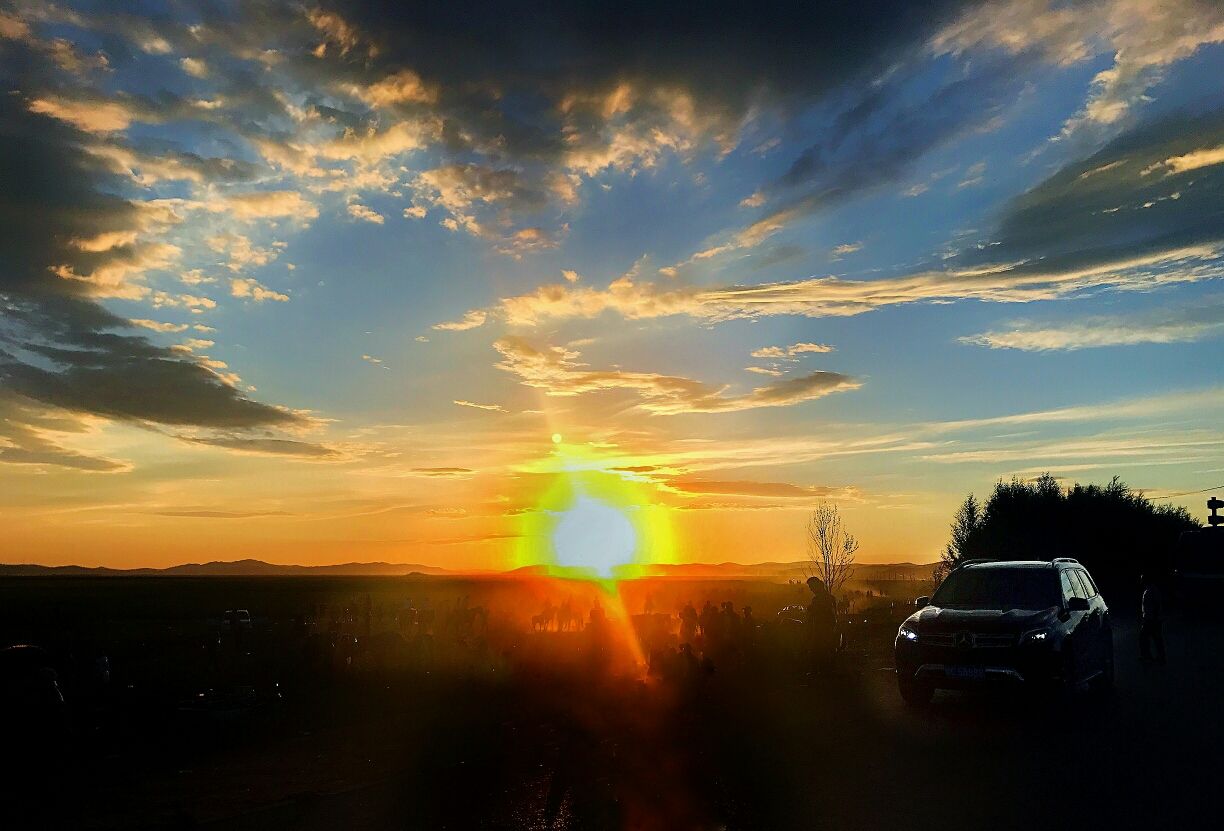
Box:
[551,495,637,578]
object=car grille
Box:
[919,632,1017,648]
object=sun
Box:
[552,496,637,577]
[511,436,676,583]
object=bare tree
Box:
[806,503,859,594]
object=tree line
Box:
[939,474,1197,605]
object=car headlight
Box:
[898,626,919,642]
[1021,628,1049,644]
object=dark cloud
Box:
[331,0,969,113]
[412,467,475,477]
[179,435,337,457]
[767,59,1026,215]
[982,108,1224,266]
[0,88,304,452]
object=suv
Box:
[895,559,1113,705]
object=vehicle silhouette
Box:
[894,559,1113,705]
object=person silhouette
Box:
[1139,574,1166,664]
[806,576,837,665]
[679,601,698,644]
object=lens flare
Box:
[552,496,637,577]
[513,437,676,585]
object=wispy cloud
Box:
[961,297,1224,351]
[493,337,860,415]
[454,243,1223,329]
[453,399,506,412]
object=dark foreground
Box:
[1,576,1219,830]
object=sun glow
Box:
[513,438,676,584]
[552,496,637,577]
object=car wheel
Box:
[898,676,933,707]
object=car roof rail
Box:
[954,559,995,569]
[1051,557,1079,564]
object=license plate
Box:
[946,665,985,680]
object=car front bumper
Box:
[896,641,1064,689]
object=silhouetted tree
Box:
[806,503,859,595]
[938,474,1196,604]
[936,493,981,584]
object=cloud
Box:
[830,242,862,258]
[346,200,385,224]
[411,467,474,477]
[932,0,1224,138]
[980,108,1224,268]
[462,110,1224,329]
[27,95,139,133]
[179,56,209,78]
[961,296,1224,351]
[665,479,857,500]
[230,277,289,302]
[666,60,1026,270]
[346,68,437,107]
[752,342,835,359]
[207,232,278,271]
[465,242,1222,330]
[957,161,986,188]
[453,399,506,412]
[492,336,860,415]
[211,190,319,221]
[150,510,293,518]
[0,94,302,436]
[408,163,567,252]
[1143,144,1224,177]
[0,393,129,472]
[433,309,487,331]
[920,432,1224,467]
[180,435,337,457]
[85,142,259,187]
[130,318,189,333]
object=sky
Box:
[2,0,1223,570]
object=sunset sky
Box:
[2,0,1223,570]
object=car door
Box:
[1076,568,1109,672]
[1066,569,1100,673]
[1059,570,1088,681]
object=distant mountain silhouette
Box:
[0,558,455,577]
[0,558,936,580]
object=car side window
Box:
[1060,571,1078,603]
[1067,570,1089,600]
[1076,569,1097,598]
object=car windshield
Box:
[932,568,1059,611]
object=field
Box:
[2,574,1220,830]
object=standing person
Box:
[806,576,837,665]
[679,602,698,645]
[1140,574,1166,664]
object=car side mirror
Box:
[915,596,929,609]
[1067,596,1089,612]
